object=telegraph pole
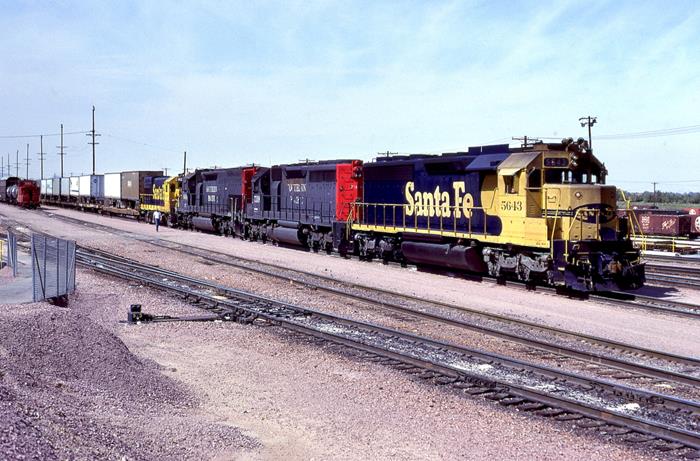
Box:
[86,105,100,175]
[579,116,597,148]
[57,124,66,177]
[1,155,4,177]
[25,144,30,179]
[512,136,540,148]
[16,150,19,177]
[37,135,46,180]
[652,181,658,208]
[183,151,187,175]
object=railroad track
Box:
[75,247,700,457]
[646,273,700,290]
[80,243,700,390]
[9,212,700,389]
[16,209,700,318]
[646,263,700,290]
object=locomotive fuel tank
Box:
[270,226,305,245]
[192,216,216,232]
[400,241,487,272]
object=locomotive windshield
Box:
[539,163,606,186]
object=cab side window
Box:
[528,169,541,189]
[504,175,518,194]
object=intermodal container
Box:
[121,171,163,201]
[104,173,122,199]
[52,178,61,196]
[69,177,80,196]
[79,174,105,198]
[42,179,53,196]
[60,177,70,197]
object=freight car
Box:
[624,209,699,239]
[0,176,40,208]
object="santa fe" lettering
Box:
[404,181,473,218]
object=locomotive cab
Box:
[485,138,643,290]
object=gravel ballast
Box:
[0,302,256,460]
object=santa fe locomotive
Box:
[38,138,645,292]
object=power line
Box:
[536,123,700,141]
[0,130,90,139]
[597,124,700,140]
[615,179,700,185]
[103,133,181,154]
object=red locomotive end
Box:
[335,160,363,221]
[241,167,258,210]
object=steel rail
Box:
[646,273,700,289]
[76,250,700,453]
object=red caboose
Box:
[16,180,41,208]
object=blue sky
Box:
[1,0,699,192]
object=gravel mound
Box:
[0,303,256,460]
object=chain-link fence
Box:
[2,231,19,277]
[31,234,76,302]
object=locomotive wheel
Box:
[339,242,349,258]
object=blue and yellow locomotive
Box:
[347,138,644,291]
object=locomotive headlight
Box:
[575,192,583,199]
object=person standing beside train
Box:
[153,210,162,232]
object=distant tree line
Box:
[616,190,700,204]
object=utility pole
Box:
[86,105,100,175]
[163,167,169,176]
[1,155,4,177]
[16,150,19,177]
[512,136,540,148]
[57,124,66,177]
[652,181,658,208]
[579,116,597,148]
[25,144,30,179]
[183,151,187,175]
[37,135,46,180]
